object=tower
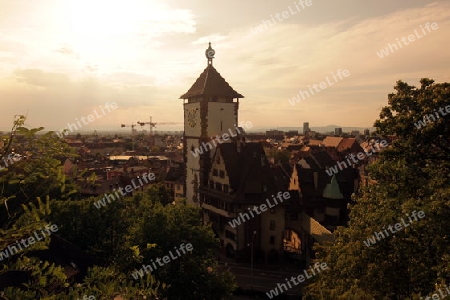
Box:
[303,122,310,136]
[180,43,244,205]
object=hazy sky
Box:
[0,0,449,132]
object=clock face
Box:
[187,108,198,128]
[206,49,215,59]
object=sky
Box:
[0,0,449,132]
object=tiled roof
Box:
[322,136,343,148]
[308,139,323,147]
[301,212,335,244]
[336,138,356,152]
[180,64,244,99]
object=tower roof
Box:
[180,43,244,99]
[179,64,244,99]
[322,175,344,199]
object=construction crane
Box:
[120,123,137,150]
[137,116,157,136]
[137,116,181,147]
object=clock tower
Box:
[180,43,244,205]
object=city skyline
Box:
[0,0,449,131]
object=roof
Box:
[211,142,287,203]
[311,151,335,169]
[308,139,323,147]
[180,64,244,99]
[322,136,343,148]
[301,212,335,244]
[336,138,357,152]
[323,175,344,199]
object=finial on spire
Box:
[205,42,215,65]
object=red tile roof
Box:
[308,139,323,147]
[180,64,244,99]
[322,136,343,148]
[336,138,357,152]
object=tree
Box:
[131,196,236,299]
[0,116,80,228]
[48,188,236,299]
[0,198,165,299]
[304,79,450,299]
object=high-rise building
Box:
[303,122,310,135]
[335,127,343,136]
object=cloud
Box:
[13,69,71,87]
[0,1,448,130]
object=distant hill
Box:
[251,125,375,134]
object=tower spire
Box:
[205,42,215,66]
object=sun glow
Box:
[64,0,195,67]
[68,0,145,36]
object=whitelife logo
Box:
[228,192,291,228]
[421,283,450,300]
[376,22,439,58]
[131,243,193,279]
[325,139,388,176]
[288,69,350,106]
[251,0,313,35]
[190,121,253,158]
[413,105,450,129]
[56,102,118,138]
[94,172,156,209]
[0,153,21,171]
[363,210,425,247]
[0,224,58,261]
[266,262,328,298]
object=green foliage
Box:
[304,79,450,299]
[0,197,164,299]
[64,266,167,300]
[0,197,53,260]
[48,186,236,299]
[146,183,172,205]
[0,116,80,227]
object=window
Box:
[209,181,214,189]
[223,184,229,193]
[215,182,222,191]
[213,169,218,176]
[270,236,275,245]
[219,170,225,178]
[270,220,276,230]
